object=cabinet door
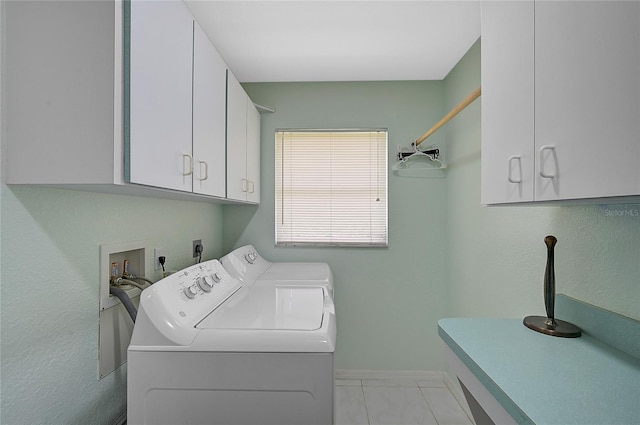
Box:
[246,102,261,203]
[480,1,535,204]
[226,71,249,201]
[5,0,117,185]
[535,1,640,201]
[193,22,227,198]
[127,0,193,192]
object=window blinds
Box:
[275,130,388,247]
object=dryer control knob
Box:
[197,277,212,292]
[183,285,198,299]
[211,273,221,283]
[244,253,256,264]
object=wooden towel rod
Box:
[415,86,481,146]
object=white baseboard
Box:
[335,369,447,381]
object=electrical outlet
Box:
[154,248,165,271]
[193,239,202,258]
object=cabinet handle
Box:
[198,161,208,181]
[539,145,556,179]
[248,180,255,194]
[507,155,522,183]
[241,179,248,193]
[182,154,193,176]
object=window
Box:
[275,129,388,247]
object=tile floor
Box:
[335,377,474,425]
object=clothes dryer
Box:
[220,245,334,297]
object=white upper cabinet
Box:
[6,1,256,204]
[126,0,194,192]
[246,101,261,204]
[226,72,248,202]
[192,21,227,198]
[481,0,640,204]
[226,72,261,203]
[534,1,640,201]
[5,0,118,185]
[481,1,535,204]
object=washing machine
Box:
[220,245,334,297]
[127,259,336,425]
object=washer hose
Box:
[126,274,154,285]
[110,285,137,323]
[118,278,148,291]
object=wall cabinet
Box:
[246,99,261,204]
[6,0,256,204]
[192,22,227,198]
[127,1,227,198]
[126,0,194,192]
[226,72,261,204]
[481,1,640,205]
[5,0,119,186]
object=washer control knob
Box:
[244,252,258,264]
[183,285,198,299]
[211,273,221,283]
[197,276,212,292]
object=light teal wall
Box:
[0,186,225,425]
[226,81,450,371]
[443,39,640,321]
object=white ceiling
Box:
[184,1,481,83]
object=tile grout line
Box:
[443,375,475,422]
[419,387,442,425]
[359,383,372,425]
[336,372,471,425]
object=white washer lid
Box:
[187,285,336,353]
[197,286,323,330]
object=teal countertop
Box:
[438,318,640,425]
